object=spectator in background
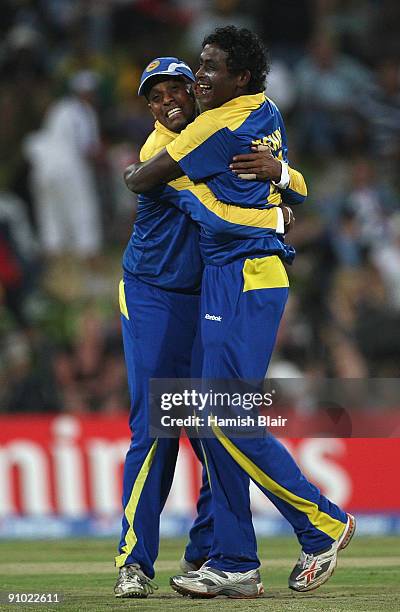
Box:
[328,262,400,376]
[359,57,400,176]
[24,70,103,261]
[0,191,41,330]
[329,207,364,268]
[372,213,400,311]
[265,59,297,114]
[324,157,395,251]
[295,31,370,157]
[341,157,395,248]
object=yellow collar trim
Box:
[154,120,179,139]
[219,92,266,111]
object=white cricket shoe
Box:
[288,513,356,592]
[170,564,264,599]
[114,564,158,598]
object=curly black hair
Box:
[202,25,269,94]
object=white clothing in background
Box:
[25,96,102,256]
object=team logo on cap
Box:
[146,60,160,72]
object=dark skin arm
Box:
[124,149,183,193]
[230,144,282,181]
[124,145,283,193]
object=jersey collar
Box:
[219,92,266,111]
[154,120,180,139]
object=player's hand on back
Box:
[230,143,282,182]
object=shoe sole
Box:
[114,591,148,598]
[338,513,356,550]
[170,578,217,599]
[289,513,356,593]
[170,577,264,599]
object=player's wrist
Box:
[272,161,290,189]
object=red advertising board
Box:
[0,414,399,517]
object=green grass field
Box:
[0,537,399,611]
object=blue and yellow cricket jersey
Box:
[166,93,306,208]
[164,93,306,264]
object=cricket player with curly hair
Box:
[125,26,355,599]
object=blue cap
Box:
[138,57,195,96]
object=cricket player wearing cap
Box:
[114,56,289,598]
[125,27,355,599]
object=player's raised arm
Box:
[124,148,183,193]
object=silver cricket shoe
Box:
[288,513,356,592]
[114,564,158,598]
[170,564,264,599]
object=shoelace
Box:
[123,566,159,595]
[300,552,315,569]
[138,576,158,596]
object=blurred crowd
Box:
[1,0,400,413]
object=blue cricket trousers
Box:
[115,275,213,577]
[199,255,347,572]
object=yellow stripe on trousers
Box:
[115,440,158,568]
[119,279,129,320]
[212,424,344,540]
